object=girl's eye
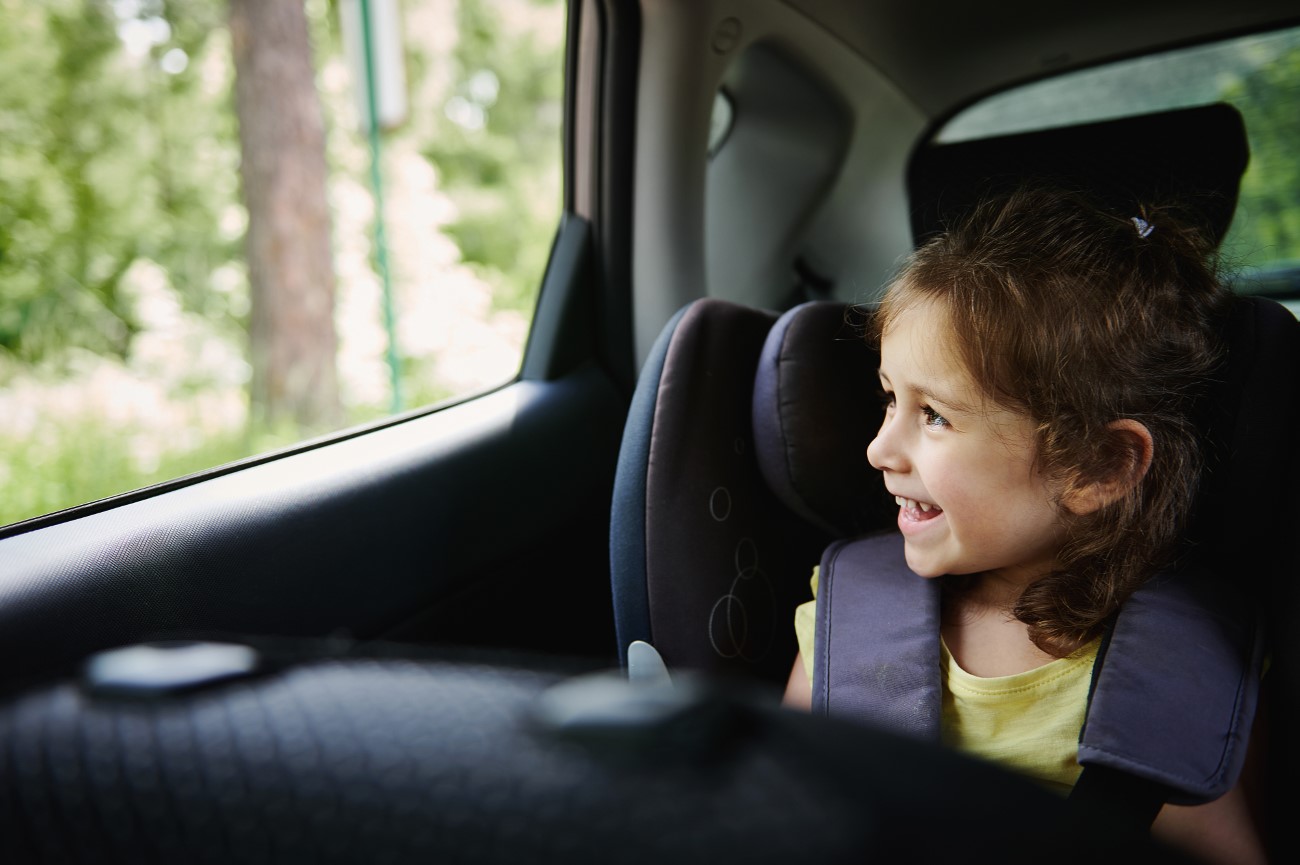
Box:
[876,388,895,411]
[921,405,949,428]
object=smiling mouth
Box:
[895,495,943,520]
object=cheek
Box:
[974,474,1066,543]
[932,482,995,537]
[927,453,1049,524]
[917,453,972,503]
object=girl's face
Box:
[867,299,1068,585]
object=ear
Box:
[1060,419,1154,516]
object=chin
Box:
[902,546,947,579]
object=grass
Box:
[0,365,469,530]
[0,416,304,528]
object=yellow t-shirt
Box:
[941,637,1098,794]
[793,568,1099,794]
[793,568,821,680]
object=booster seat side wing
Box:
[610,299,830,684]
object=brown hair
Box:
[875,185,1232,654]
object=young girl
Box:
[783,186,1264,864]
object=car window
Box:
[0,0,566,528]
[939,24,1300,316]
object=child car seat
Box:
[608,101,1300,842]
[610,102,1265,687]
[608,298,883,685]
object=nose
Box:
[866,410,908,473]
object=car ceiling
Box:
[627,0,1300,366]
[786,0,1300,118]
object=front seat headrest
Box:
[909,103,1250,247]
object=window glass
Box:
[939,25,1300,315]
[0,0,566,528]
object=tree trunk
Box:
[229,0,341,430]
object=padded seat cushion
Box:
[610,300,829,683]
[751,301,891,538]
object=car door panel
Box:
[0,210,627,678]
[0,366,624,678]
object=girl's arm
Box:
[1152,781,1265,865]
[783,652,812,709]
[1151,708,1267,865]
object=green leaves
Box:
[0,0,238,363]
[422,0,563,315]
[1221,39,1300,268]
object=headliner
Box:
[785,0,1300,116]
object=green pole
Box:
[358,0,403,413]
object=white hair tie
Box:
[1132,216,1155,238]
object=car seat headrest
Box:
[909,103,1250,247]
[751,301,893,538]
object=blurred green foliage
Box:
[0,413,303,528]
[0,0,566,367]
[424,0,564,314]
[1223,43,1300,264]
[0,0,241,365]
[1,0,566,527]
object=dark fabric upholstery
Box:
[610,304,690,663]
[2,650,1192,864]
[1080,553,1264,805]
[612,299,828,684]
[812,532,942,738]
[1190,296,1300,588]
[752,301,892,538]
[909,103,1249,246]
[1193,296,1300,850]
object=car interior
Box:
[2,0,1299,861]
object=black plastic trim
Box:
[593,0,640,394]
[523,215,595,381]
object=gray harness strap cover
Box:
[811,532,1263,805]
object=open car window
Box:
[0,0,566,529]
[939,24,1300,315]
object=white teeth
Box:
[895,495,940,513]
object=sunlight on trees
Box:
[0,0,565,527]
[231,0,341,431]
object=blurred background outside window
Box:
[0,0,565,527]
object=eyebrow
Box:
[877,369,977,415]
